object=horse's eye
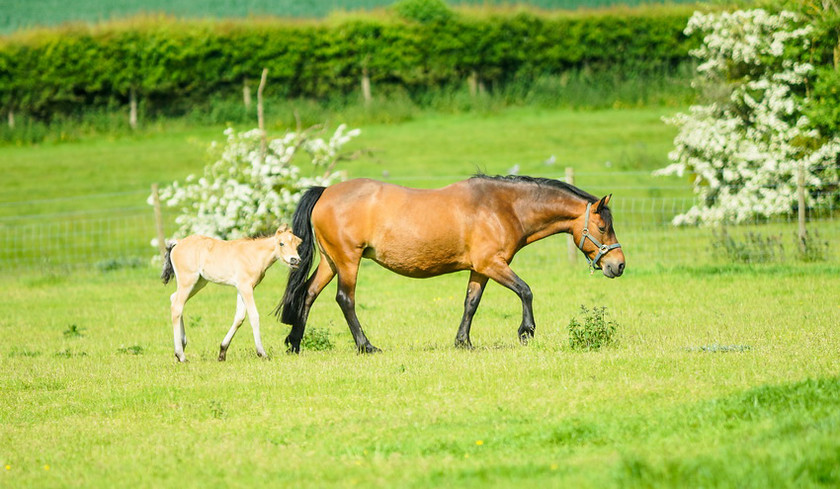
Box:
[598,226,606,233]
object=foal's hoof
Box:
[218,353,226,362]
[359,343,381,354]
[256,351,271,360]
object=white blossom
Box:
[656,9,840,225]
[149,125,359,240]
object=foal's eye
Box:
[280,242,285,247]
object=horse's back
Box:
[312,179,485,277]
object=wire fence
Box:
[1,189,837,270]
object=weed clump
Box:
[301,327,334,352]
[567,305,618,351]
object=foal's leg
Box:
[455,271,489,349]
[334,257,380,354]
[170,276,205,362]
[218,293,247,361]
[238,286,268,358]
[286,257,335,353]
[479,259,535,344]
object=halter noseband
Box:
[578,202,621,271]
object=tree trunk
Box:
[129,87,138,130]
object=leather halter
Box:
[578,202,622,270]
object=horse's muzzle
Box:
[602,260,625,278]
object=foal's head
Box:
[573,195,625,278]
[274,225,303,269]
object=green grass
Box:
[1,106,684,217]
[1,249,839,487]
[2,104,838,486]
[0,0,703,33]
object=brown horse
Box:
[278,174,625,353]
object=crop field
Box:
[2,106,839,487]
[1,0,700,33]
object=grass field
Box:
[2,105,839,487]
[2,253,839,487]
[1,0,700,33]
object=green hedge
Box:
[0,7,698,119]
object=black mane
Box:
[470,173,598,204]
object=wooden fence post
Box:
[151,183,167,260]
[257,68,268,162]
[243,77,252,109]
[797,163,807,253]
[361,65,372,106]
[566,167,578,264]
[129,87,138,130]
[7,108,14,129]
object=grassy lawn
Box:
[1,248,838,487]
[2,106,838,487]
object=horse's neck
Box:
[514,190,586,244]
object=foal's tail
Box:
[160,241,177,285]
[276,186,327,326]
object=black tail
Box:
[276,186,327,326]
[160,242,176,284]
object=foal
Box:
[161,225,302,362]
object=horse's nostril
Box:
[618,262,625,274]
[290,257,300,265]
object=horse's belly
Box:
[363,245,467,278]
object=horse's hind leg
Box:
[218,293,247,361]
[455,271,489,349]
[170,276,206,362]
[478,259,535,344]
[286,257,335,353]
[335,259,380,354]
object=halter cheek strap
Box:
[578,202,621,271]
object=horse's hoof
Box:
[454,339,474,350]
[257,352,271,360]
[286,346,300,355]
[359,343,381,354]
[217,354,226,362]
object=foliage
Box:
[655,9,840,226]
[393,0,454,24]
[150,124,358,240]
[301,327,335,351]
[567,305,618,351]
[0,7,697,123]
[711,228,785,264]
[796,229,831,262]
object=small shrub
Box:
[301,327,334,352]
[54,349,87,358]
[796,230,830,262]
[567,306,618,351]
[392,0,453,24]
[95,257,145,272]
[711,228,784,264]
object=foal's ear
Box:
[276,224,291,235]
[596,194,612,213]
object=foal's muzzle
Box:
[288,257,301,268]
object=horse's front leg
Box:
[479,259,535,344]
[335,262,380,354]
[455,271,489,349]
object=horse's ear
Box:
[596,194,612,213]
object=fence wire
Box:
[1,194,837,270]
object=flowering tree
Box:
[150,124,360,240]
[655,9,840,225]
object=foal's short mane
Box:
[470,173,598,204]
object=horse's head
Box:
[274,224,303,269]
[573,195,625,278]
